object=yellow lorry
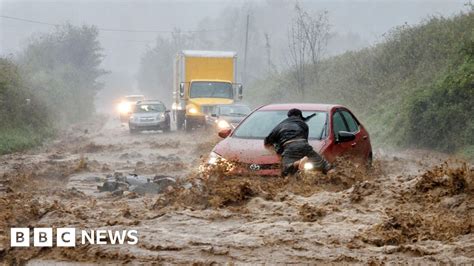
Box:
[172,50,243,131]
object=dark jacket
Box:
[264,116,308,154]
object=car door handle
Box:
[363,135,368,140]
[351,143,357,147]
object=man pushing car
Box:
[264,108,331,176]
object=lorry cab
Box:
[173,50,243,131]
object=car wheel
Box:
[366,152,373,169]
[163,122,171,133]
[184,119,192,132]
[176,111,185,130]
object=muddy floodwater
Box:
[0,116,472,264]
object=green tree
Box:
[137,30,194,104]
[404,40,473,152]
[19,24,106,124]
[246,10,473,156]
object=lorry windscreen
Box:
[190,82,233,99]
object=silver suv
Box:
[128,100,170,133]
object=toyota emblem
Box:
[249,164,260,171]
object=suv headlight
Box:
[118,102,131,114]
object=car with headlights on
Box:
[207,103,372,176]
[206,104,251,130]
[128,100,170,133]
[117,95,145,122]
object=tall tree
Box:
[19,24,106,123]
[287,3,330,96]
[137,30,195,104]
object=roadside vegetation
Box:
[0,24,105,154]
[1,3,472,158]
[0,58,52,154]
[137,2,472,158]
[246,10,473,158]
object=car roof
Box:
[125,95,145,98]
[258,103,343,112]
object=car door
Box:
[340,109,368,163]
[340,109,370,161]
[325,109,353,161]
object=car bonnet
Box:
[213,137,325,165]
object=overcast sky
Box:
[0,0,468,88]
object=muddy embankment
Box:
[0,116,472,264]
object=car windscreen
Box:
[190,82,233,99]
[219,105,251,116]
[233,110,327,139]
[134,104,165,113]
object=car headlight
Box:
[208,151,222,165]
[303,162,314,171]
[118,102,131,114]
[217,120,230,129]
[157,113,165,120]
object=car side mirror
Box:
[211,113,218,118]
[233,83,243,100]
[237,84,243,100]
[218,128,231,138]
[336,131,355,143]
[179,82,185,98]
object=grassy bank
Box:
[0,127,54,155]
[0,58,53,155]
[246,11,473,158]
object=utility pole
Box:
[243,13,250,84]
[264,33,272,72]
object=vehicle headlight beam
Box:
[303,162,314,171]
[217,120,231,129]
[118,102,131,114]
[208,151,222,165]
[189,107,198,114]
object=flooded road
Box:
[0,115,472,264]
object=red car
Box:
[208,103,372,176]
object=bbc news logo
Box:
[11,228,138,247]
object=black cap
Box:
[287,108,303,118]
